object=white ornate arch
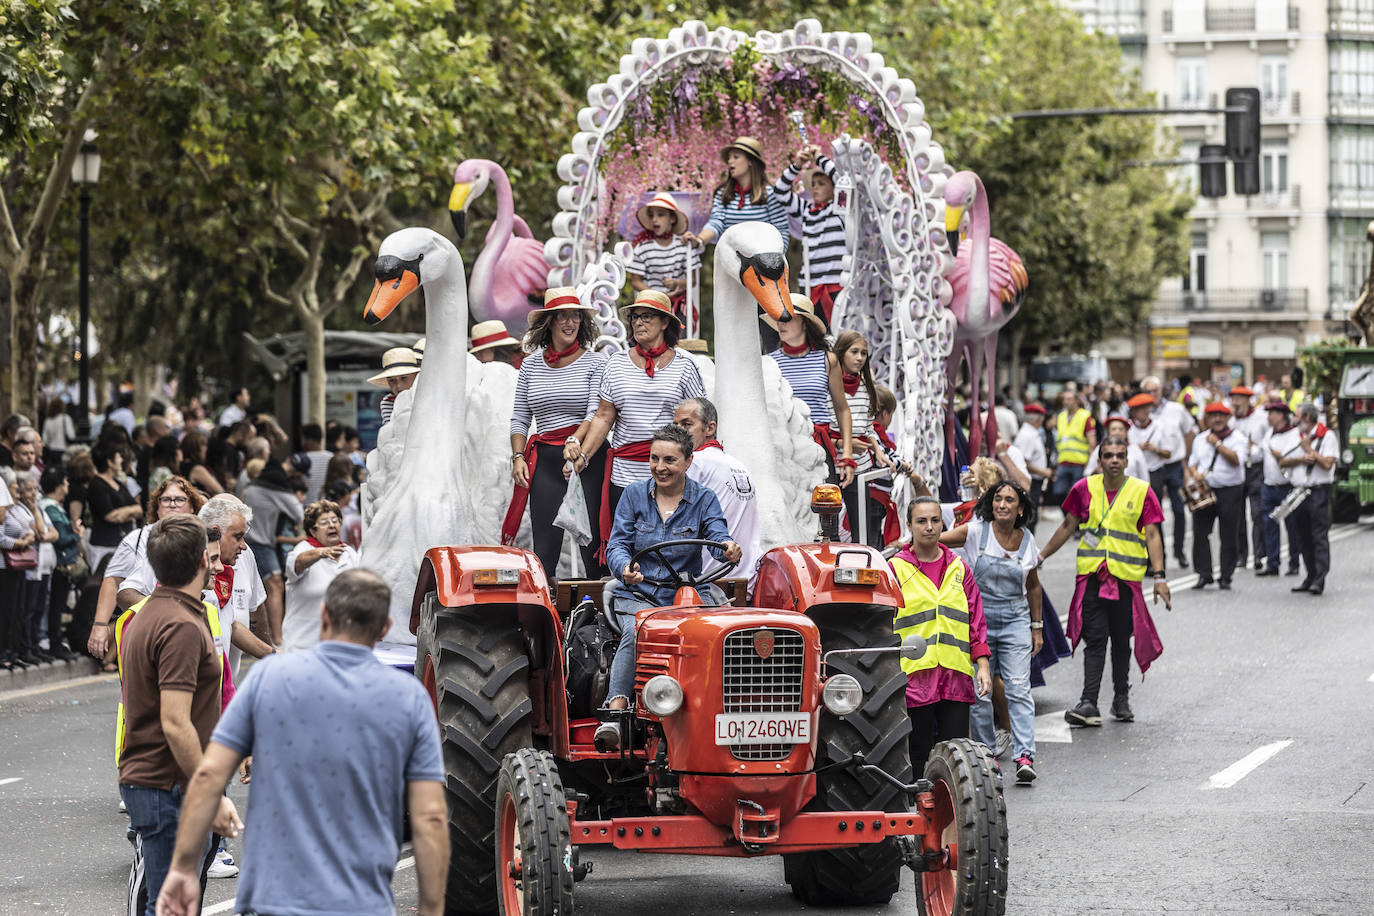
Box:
[546,17,957,485]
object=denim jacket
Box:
[607,477,731,605]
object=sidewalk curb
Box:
[0,656,101,694]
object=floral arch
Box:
[545,18,958,485]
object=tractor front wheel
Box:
[495,749,574,916]
[916,738,1008,916]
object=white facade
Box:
[1068,1,1372,384]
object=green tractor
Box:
[1301,345,1374,523]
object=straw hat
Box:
[367,347,422,386]
[530,287,596,325]
[722,136,765,164]
[468,320,521,355]
[413,337,426,361]
[762,292,827,336]
[618,289,682,330]
[679,338,710,355]
[636,193,689,236]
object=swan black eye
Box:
[738,252,785,284]
[374,253,423,284]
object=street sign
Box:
[1151,326,1189,363]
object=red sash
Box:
[500,423,581,545]
[812,423,839,464]
[809,283,841,326]
[597,439,654,561]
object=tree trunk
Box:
[132,362,158,418]
[1007,324,1026,399]
[7,259,44,420]
[302,309,326,427]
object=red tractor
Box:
[409,489,1007,915]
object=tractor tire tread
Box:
[496,749,573,916]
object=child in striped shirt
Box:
[684,136,791,249]
[774,144,846,328]
[627,193,694,325]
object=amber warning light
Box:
[472,568,520,587]
[810,484,844,515]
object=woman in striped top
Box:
[773,145,846,327]
[766,294,855,524]
[567,290,706,558]
[835,329,896,546]
[503,288,609,577]
[683,136,790,249]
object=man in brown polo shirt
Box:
[118,514,234,916]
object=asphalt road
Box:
[3,513,1372,915]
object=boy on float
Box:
[772,143,846,328]
[627,193,696,328]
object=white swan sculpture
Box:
[360,227,477,642]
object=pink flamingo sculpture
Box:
[943,170,1029,459]
[448,159,547,336]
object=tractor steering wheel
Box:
[624,539,739,603]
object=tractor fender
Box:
[752,543,902,615]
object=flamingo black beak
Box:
[364,254,423,325]
[449,182,473,240]
[944,204,965,258]
[739,252,791,323]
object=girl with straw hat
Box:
[566,289,706,561]
[683,137,790,248]
[501,288,609,576]
[628,192,695,328]
[468,320,523,366]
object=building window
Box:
[1185,231,1207,292]
[1177,58,1206,108]
[1330,218,1371,306]
[1330,125,1374,200]
[1260,55,1288,112]
[1329,40,1374,110]
[1178,139,1201,194]
[1261,231,1289,289]
[1261,140,1288,193]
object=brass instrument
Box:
[1269,485,1311,521]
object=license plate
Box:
[714,713,812,745]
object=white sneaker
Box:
[208,848,238,878]
[118,799,126,813]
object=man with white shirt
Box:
[1284,403,1338,597]
[1187,402,1249,590]
[673,398,762,594]
[1257,399,1302,578]
[1128,394,1185,558]
[1013,403,1053,530]
[1229,385,1269,570]
[217,388,250,429]
[1139,376,1196,568]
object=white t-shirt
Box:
[282,541,360,652]
[1188,428,1249,488]
[1128,419,1184,473]
[1154,400,1195,455]
[1263,426,1303,487]
[958,517,1040,603]
[999,444,1029,482]
[1012,424,1048,475]
[1233,410,1269,468]
[218,403,247,428]
[994,406,1020,445]
[106,526,153,583]
[687,446,761,591]
[1291,427,1339,486]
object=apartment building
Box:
[1067,0,1372,386]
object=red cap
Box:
[1203,401,1232,415]
[1024,403,1047,415]
[1229,385,1253,397]
[1126,393,1155,409]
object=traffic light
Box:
[1226,88,1261,196]
[1199,144,1228,198]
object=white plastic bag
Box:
[553,463,593,548]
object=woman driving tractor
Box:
[597,424,742,751]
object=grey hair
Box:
[246,436,271,460]
[676,396,717,428]
[651,423,696,460]
[199,492,254,530]
[14,427,38,445]
[1298,402,1321,424]
[0,466,16,487]
[13,469,37,490]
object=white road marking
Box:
[200,855,415,914]
[0,673,118,702]
[1203,740,1293,790]
[1368,672,1374,683]
[1034,712,1073,743]
[0,777,21,786]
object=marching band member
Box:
[1186,402,1249,590]
[1127,393,1184,567]
[1284,404,1338,597]
[1229,385,1268,569]
[1138,376,1196,569]
[1257,398,1302,578]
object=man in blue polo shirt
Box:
[156,568,449,916]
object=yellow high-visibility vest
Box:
[1287,388,1304,412]
[890,554,975,677]
[1055,408,1092,465]
[114,594,224,766]
[1075,475,1150,583]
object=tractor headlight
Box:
[1343,448,1354,464]
[642,675,684,716]
[822,674,863,716]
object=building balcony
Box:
[1329,185,1374,213]
[1330,93,1374,121]
[1164,4,1299,34]
[1329,4,1374,34]
[1245,184,1301,212]
[1261,91,1300,118]
[1159,288,1309,316]
[1083,7,1147,40]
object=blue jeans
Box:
[606,584,725,704]
[1260,484,1299,572]
[969,602,1035,760]
[1053,463,1085,506]
[120,784,211,916]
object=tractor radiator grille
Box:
[722,627,804,761]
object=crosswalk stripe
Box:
[1204,740,1293,789]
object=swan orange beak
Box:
[741,259,791,324]
[944,204,965,258]
[364,268,421,325]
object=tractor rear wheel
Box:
[417,594,533,915]
[916,738,1008,916]
[495,749,573,916]
[784,605,912,906]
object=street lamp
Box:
[70,129,100,440]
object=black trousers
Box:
[1192,483,1243,583]
[1148,461,1188,561]
[908,699,970,776]
[0,569,27,659]
[47,569,70,650]
[1292,484,1332,590]
[1236,463,1264,564]
[529,443,607,579]
[1079,575,1134,705]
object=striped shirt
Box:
[626,237,691,294]
[705,186,791,246]
[769,348,833,424]
[379,393,395,426]
[773,156,846,287]
[509,349,606,436]
[598,349,706,486]
[844,387,875,472]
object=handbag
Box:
[3,545,38,571]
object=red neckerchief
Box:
[635,342,668,377]
[696,439,723,452]
[842,372,861,396]
[734,182,751,209]
[1212,425,1234,441]
[632,229,676,245]
[543,343,581,367]
[873,422,896,451]
[1277,423,1295,434]
[780,342,811,356]
[213,564,234,608]
[809,200,830,214]
[305,536,326,549]
[1311,423,1329,440]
